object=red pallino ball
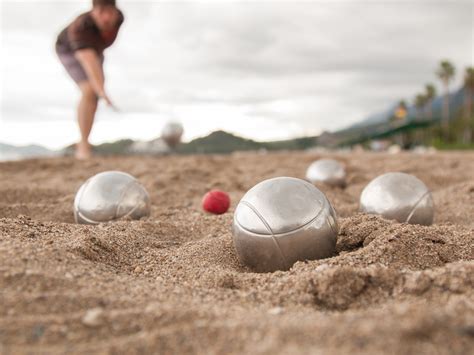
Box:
[202,190,230,215]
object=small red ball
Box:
[202,190,230,215]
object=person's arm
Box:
[74,49,114,107]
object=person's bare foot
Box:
[75,141,92,160]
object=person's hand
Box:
[99,92,119,111]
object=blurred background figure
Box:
[55,0,124,159]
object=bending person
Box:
[56,0,124,159]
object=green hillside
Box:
[176,131,263,154]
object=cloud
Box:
[1,0,472,148]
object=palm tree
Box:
[436,60,455,134]
[463,67,474,142]
[464,67,474,118]
[424,84,437,120]
[414,94,427,120]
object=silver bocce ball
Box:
[306,159,346,187]
[161,121,184,148]
[360,172,434,225]
[232,177,339,272]
[74,171,151,224]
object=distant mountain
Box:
[176,130,263,154]
[0,131,318,161]
[61,139,135,156]
[73,130,318,156]
[264,135,318,151]
[176,130,318,154]
[347,87,466,130]
[0,143,58,161]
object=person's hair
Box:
[93,0,116,7]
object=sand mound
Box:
[0,152,473,354]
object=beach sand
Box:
[1,151,473,354]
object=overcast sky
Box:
[1,0,473,149]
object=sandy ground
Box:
[0,151,473,354]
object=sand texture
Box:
[0,151,473,354]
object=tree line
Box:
[395,61,474,146]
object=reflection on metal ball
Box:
[74,171,150,224]
[161,121,184,148]
[360,172,434,225]
[306,159,346,187]
[233,177,338,272]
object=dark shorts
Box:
[56,46,104,85]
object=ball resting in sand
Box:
[360,172,434,225]
[306,159,346,187]
[74,171,150,224]
[232,177,338,272]
[202,190,231,215]
[161,121,184,148]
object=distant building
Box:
[395,107,407,119]
[128,138,171,155]
[370,140,390,151]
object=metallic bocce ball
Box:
[161,121,184,148]
[74,171,151,224]
[232,177,339,272]
[306,159,346,187]
[360,172,434,225]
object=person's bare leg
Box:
[76,82,98,160]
